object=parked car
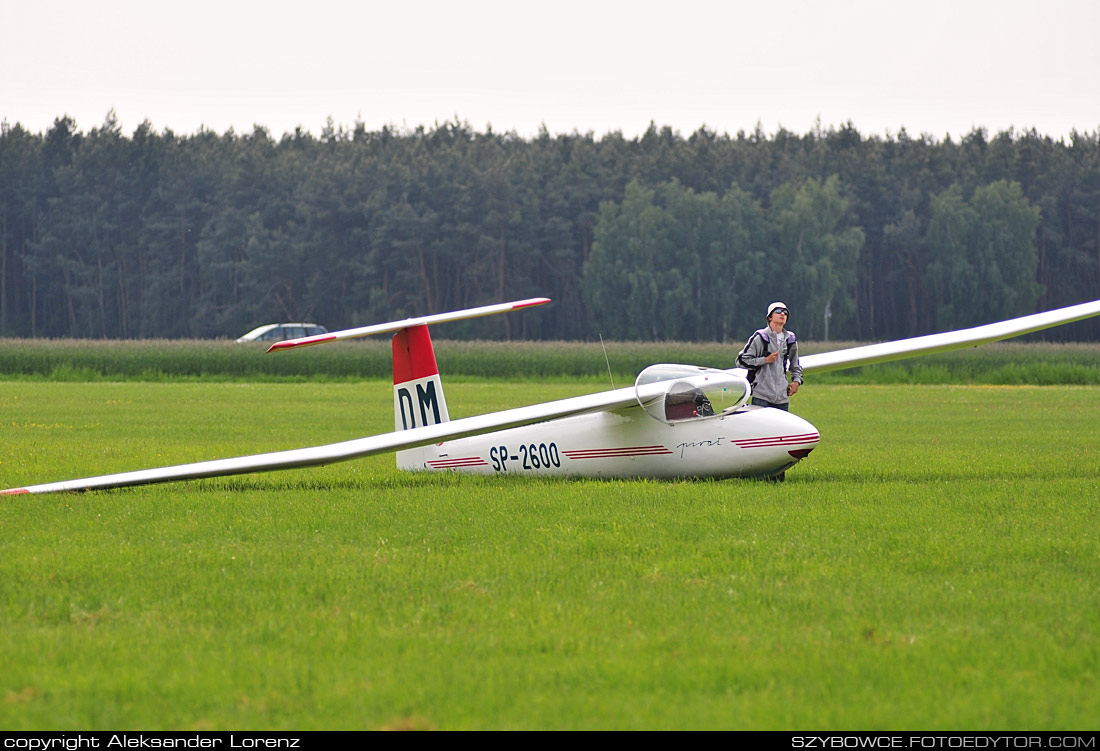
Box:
[236,323,328,343]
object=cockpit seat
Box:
[664,388,714,421]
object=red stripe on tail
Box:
[392,325,439,385]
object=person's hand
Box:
[764,351,779,364]
[787,381,800,396]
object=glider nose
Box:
[726,406,821,478]
[746,408,820,469]
[782,410,820,461]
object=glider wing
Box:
[797,299,1100,375]
[1,383,644,494]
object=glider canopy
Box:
[635,364,751,424]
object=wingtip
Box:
[1,488,30,495]
[266,334,337,353]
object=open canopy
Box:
[634,364,751,424]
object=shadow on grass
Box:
[131,469,818,494]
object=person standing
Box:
[737,302,803,411]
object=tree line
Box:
[1,113,1097,343]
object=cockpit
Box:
[634,364,752,425]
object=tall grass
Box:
[1,337,1098,384]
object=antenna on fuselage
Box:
[598,333,616,389]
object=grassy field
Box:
[1,379,1099,729]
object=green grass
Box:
[1,381,1099,729]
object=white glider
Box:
[4,297,1100,494]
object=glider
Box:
[4,297,1100,494]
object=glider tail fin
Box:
[392,324,450,431]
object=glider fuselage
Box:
[399,405,819,479]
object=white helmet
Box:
[767,302,789,319]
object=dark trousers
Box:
[751,397,789,411]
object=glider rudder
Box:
[393,324,450,431]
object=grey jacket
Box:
[736,327,803,405]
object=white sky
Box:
[3,0,1099,141]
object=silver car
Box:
[236,323,328,343]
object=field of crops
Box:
[3,337,1100,384]
[2,370,1098,729]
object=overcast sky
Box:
[3,0,1099,141]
